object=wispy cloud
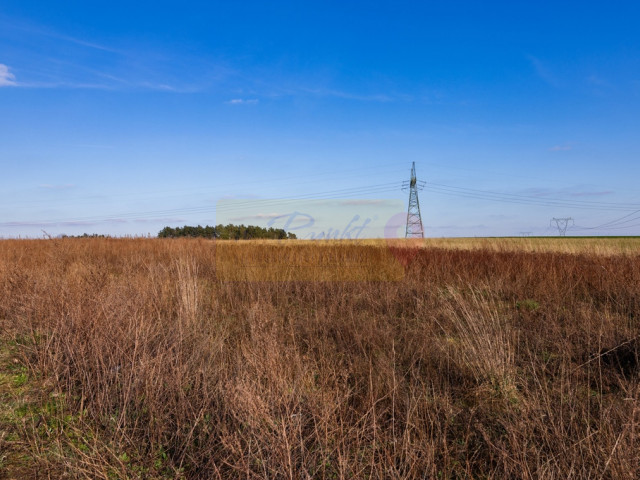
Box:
[14,80,115,90]
[226,98,259,105]
[15,79,197,92]
[0,15,420,101]
[432,224,490,230]
[133,218,186,224]
[549,143,573,151]
[218,194,261,200]
[0,64,17,86]
[65,143,114,149]
[38,184,76,190]
[228,213,288,221]
[53,33,121,54]
[527,55,560,87]
[0,14,230,93]
[138,81,184,92]
[586,74,610,87]
[1,13,415,101]
[338,199,395,206]
[299,87,395,102]
[569,190,613,197]
[0,219,123,228]
[59,221,101,226]
[261,82,405,103]
[520,186,614,198]
[1,15,120,54]
[0,216,192,230]
[240,70,417,104]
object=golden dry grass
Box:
[0,237,638,478]
[417,236,640,255]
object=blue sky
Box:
[1,1,640,237]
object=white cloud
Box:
[0,64,17,86]
[225,98,259,105]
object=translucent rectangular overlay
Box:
[214,198,407,281]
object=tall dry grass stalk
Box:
[0,237,638,479]
[441,287,516,386]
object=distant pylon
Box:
[402,162,425,238]
[550,217,574,236]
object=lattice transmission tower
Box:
[550,217,574,236]
[402,162,426,238]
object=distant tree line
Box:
[158,224,297,240]
[59,233,111,239]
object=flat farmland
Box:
[1,237,638,478]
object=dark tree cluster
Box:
[59,233,111,239]
[157,224,296,240]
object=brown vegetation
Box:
[0,237,638,478]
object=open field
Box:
[410,236,640,256]
[1,237,639,478]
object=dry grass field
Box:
[1,237,639,479]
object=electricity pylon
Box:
[550,217,574,236]
[402,162,425,238]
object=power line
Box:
[1,161,408,210]
[4,165,640,236]
[1,182,404,227]
[425,182,639,211]
[573,209,640,231]
[575,220,640,231]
